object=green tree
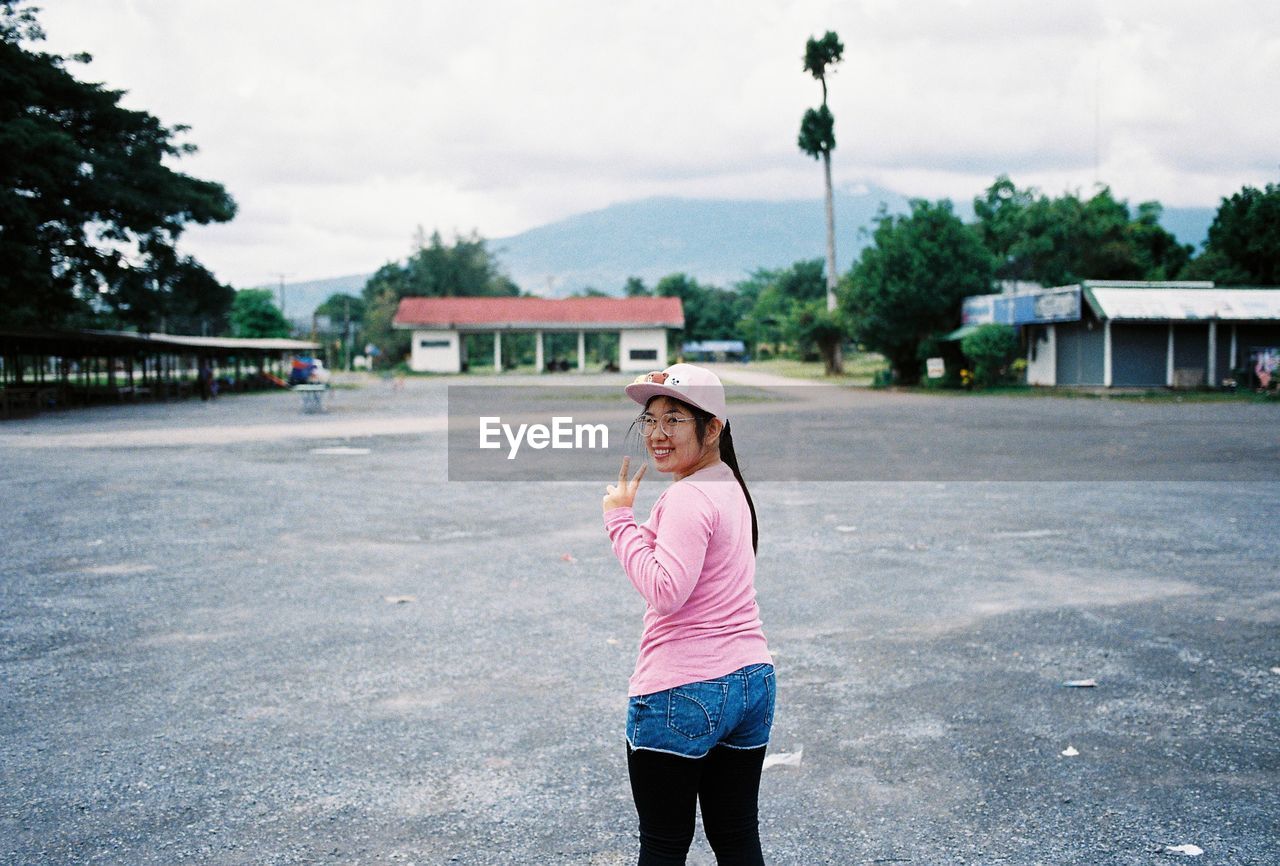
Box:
[845,200,995,384]
[960,323,1019,387]
[798,30,846,372]
[1185,182,1280,284]
[1130,201,1192,280]
[738,259,827,359]
[623,276,651,297]
[786,301,846,367]
[111,239,233,334]
[230,288,290,339]
[314,292,364,368]
[654,273,746,347]
[315,292,365,324]
[0,1,236,330]
[973,176,1190,285]
[361,285,408,367]
[360,229,519,366]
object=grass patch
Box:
[744,354,887,384]
[897,384,1277,402]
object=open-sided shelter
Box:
[393,296,684,373]
[0,329,320,418]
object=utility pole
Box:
[343,296,352,371]
[269,272,292,318]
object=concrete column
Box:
[535,330,544,373]
[1103,319,1113,387]
[1166,323,1175,387]
[577,330,586,372]
[1207,321,1218,388]
[493,330,502,371]
[1230,324,1238,370]
[1045,324,1057,385]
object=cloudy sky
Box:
[37,0,1280,288]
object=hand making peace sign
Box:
[603,455,647,514]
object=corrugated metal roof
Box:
[393,296,684,329]
[1081,280,1214,290]
[127,333,321,350]
[1087,288,1280,321]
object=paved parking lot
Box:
[2,374,1277,864]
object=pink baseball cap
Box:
[624,363,728,421]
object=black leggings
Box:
[626,742,767,865]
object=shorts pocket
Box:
[667,680,729,739]
[763,669,776,728]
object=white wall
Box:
[619,329,668,372]
[409,329,461,373]
[1027,324,1056,385]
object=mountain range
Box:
[269,187,1216,322]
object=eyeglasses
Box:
[635,413,696,437]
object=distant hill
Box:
[492,186,915,296]
[268,191,1217,316]
[245,273,368,329]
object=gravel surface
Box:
[2,375,1276,864]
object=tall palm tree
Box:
[798,31,845,373]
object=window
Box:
[629,349,658,361]
[419,339,450,349]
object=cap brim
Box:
[624,382,725,420]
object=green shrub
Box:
[961,323,1020,387]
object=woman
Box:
[602,363,774,866]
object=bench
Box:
[292,383,328,413]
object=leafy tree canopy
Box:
[623,276,650,297]
[0,1,236,331]
[362,228,518,305]
[315,292,365,323]
[655,273,746,345]
[1190,182,1280,284]
[360,228,518,366]
[973,175,1190,285]
[802,31,844,96]
[798,104,835,160]
[230,288,289,339]
[736,260,847,367]
[844,200,995,383]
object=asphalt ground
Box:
[1,373,1277,864]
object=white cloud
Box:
[34,0,1280,286]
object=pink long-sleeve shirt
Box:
[604,460,772,696]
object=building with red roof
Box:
[393,296,684,373]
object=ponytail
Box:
[641,397,759,555]
[719,421,758,555]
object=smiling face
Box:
[640,396,722,480]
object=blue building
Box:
[957,281,1280,388]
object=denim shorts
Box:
[626,663,776,758]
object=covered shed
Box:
[392,296,684,373]
[959,281,1280,388]
[0,329,320,418]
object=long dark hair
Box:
[641,397,759,554]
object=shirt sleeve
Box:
[603,485,718,616]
